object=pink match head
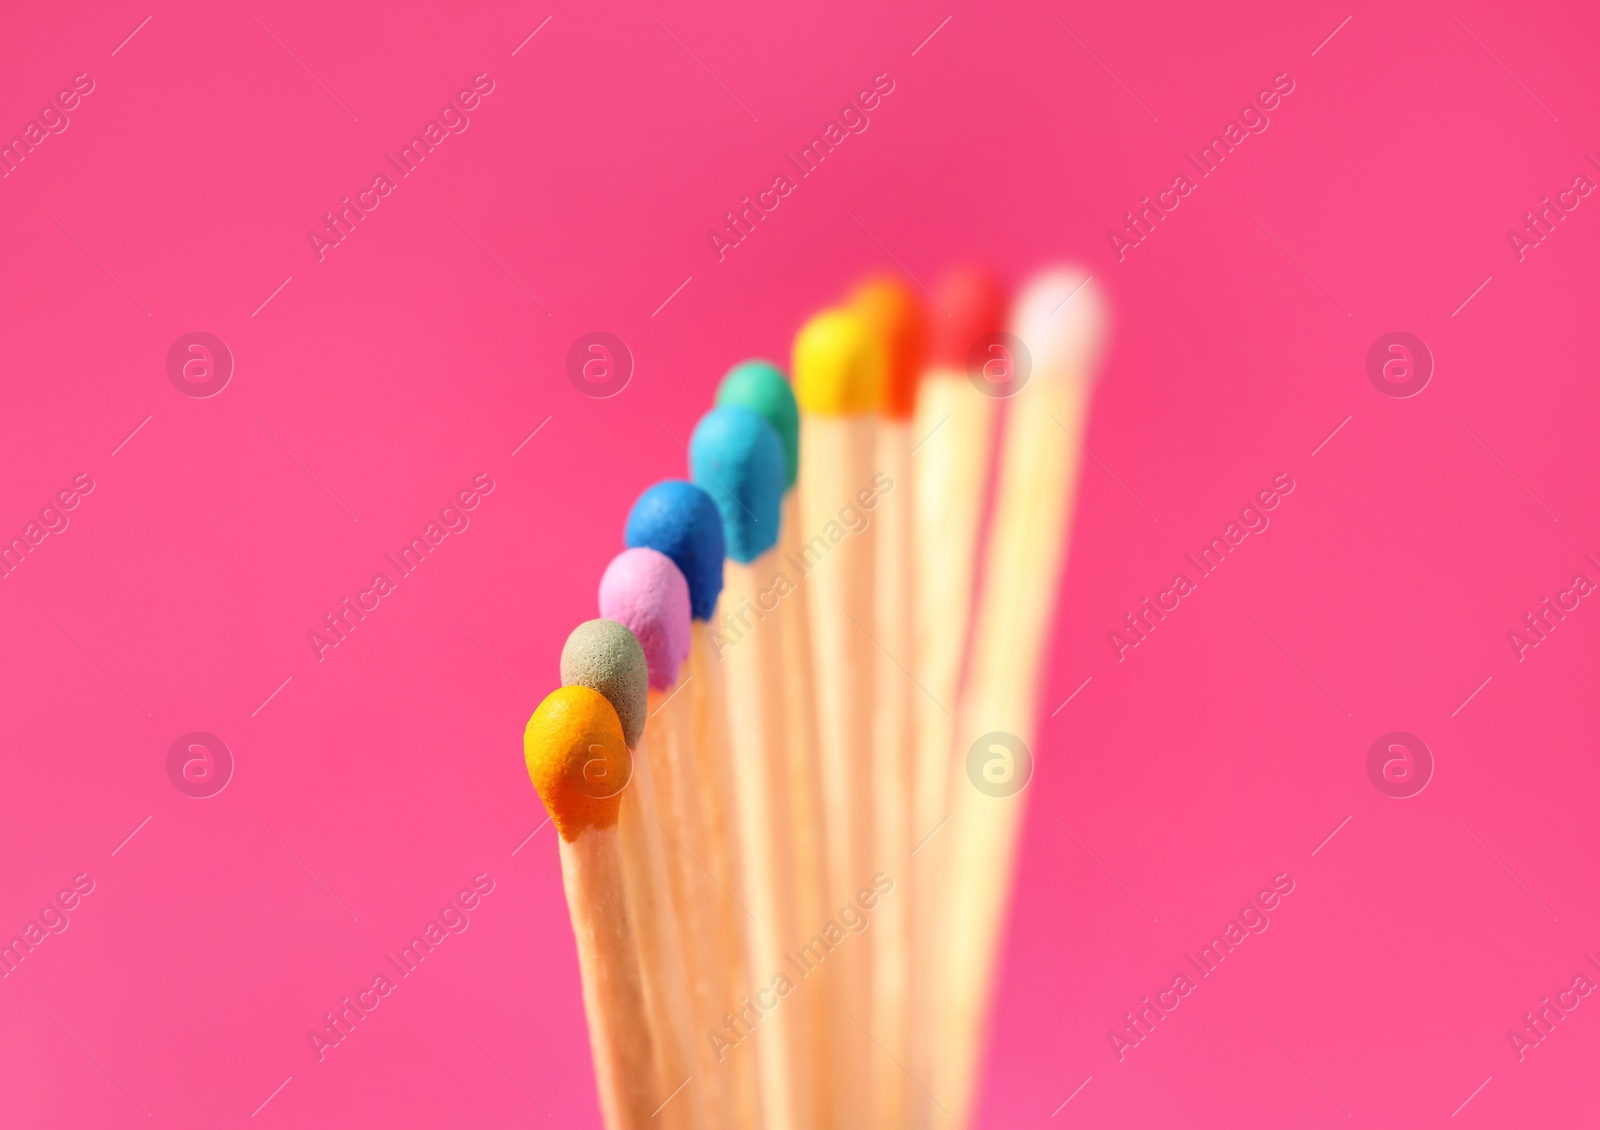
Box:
[598,547,692,690]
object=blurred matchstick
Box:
[692,405,817,1130]
[852,275,926,1130]
[716,360,836,1127]
[793,307,886,1128]
[907,266,1008,1129]
[936,267,1107,1129]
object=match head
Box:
[791,307,887,416]
[560,619,648,750]
[928,265,1008,369]
[625,480,726,621]
[524,685,632,841]
[717,360,800,490]
[1011,266,1108,387]
[598,548,692,691]
[850,276,926,418]
[689,406,785,564]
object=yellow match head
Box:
[791,307,887,416]
[523,685,633,841]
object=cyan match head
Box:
[717,360,799,490]
[624,479,726,621]
[598,548,692,691]
[560,618,648,750]
[689,406,786,565]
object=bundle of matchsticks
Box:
[522,264,1106,1130]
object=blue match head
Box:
[689,405,785,565]
[624,480,725,621]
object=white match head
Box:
[1011,266,1108,388]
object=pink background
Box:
[2,0,1597,1125]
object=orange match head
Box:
[523,685,632,841]
[850,276,926,418]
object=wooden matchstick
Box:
[624,482,764,1129]
[936,267,1108,1129]
[524,685,660,1130]
[906,266,1008,1130]
[601,545,760,1130]
[717,359,835,1127]
[793,306,887,1128]
[562,619,708,1130]
[692,404,817,1130]
[852,276,927,1130]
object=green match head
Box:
[717,360,799,490]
